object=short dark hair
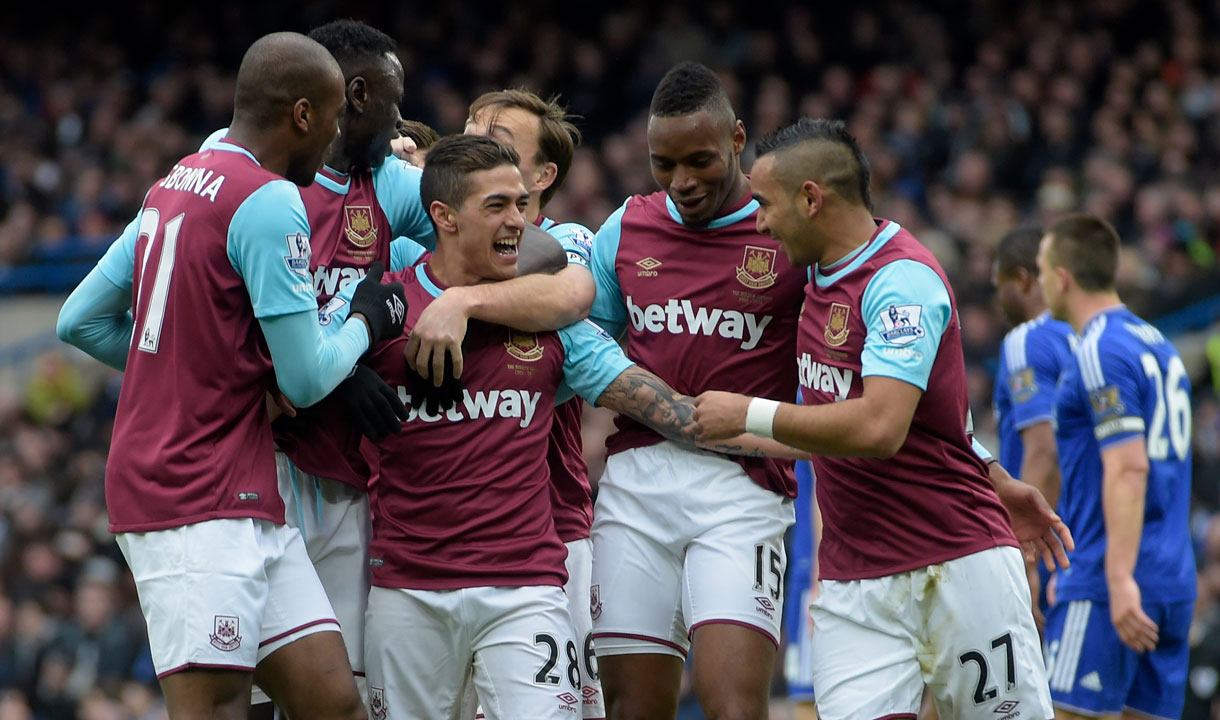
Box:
[649,62,734,119]
[995,225,1045,277]
[399,120,440,151]
[421,134,521,213]
[1046,214,1120,291]
[307,19,396,72]
[756,117,872,210]
[469,89,582,207]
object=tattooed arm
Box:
[595,366,809,459]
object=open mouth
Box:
[493,236,519,259]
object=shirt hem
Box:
[110,509,283,534]
[371,576,566,591]
[819,538,1018,582]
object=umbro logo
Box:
[636,257,661,276]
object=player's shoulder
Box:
[546,220,594,252]
[372,156,423,184]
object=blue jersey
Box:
[993,311,1076,474]
[1053,306,1195,603]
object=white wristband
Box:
[745,397,780,439]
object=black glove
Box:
[350,261,406,346]
[405,350,463,415]
[335,364,408,442]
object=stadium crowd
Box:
[1,0,1220,717]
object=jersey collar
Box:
[664,192,758,229]
[415,263,448,298]
[1082,303,1126,335]
[813,220,901,288]
[213,139,260,165]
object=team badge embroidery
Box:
[209,615,241,652]
[824,302,851,347]
[369,686,387,720]
[344,205,378,248]
[736,245,779,289]
[589,584,602,621]
[505,329,544,362]
[878,304,926,345]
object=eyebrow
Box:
[491,124,515,140]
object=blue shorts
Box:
[782,459,815,702]
[1044,597,1193,719]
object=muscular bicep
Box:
[1019,421,1058,464]
[1100,433,1150,477]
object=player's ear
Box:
[800,180,822,219]
[429,200,458,234]
[292,98,311,134]
[347,77,367,115]
[531,161,558,195]
[731,120,747,155]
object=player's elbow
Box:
[55,303,86,347]
[561,270,595,322]
[862,421,909,458]
[277,378,328,409]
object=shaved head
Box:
[755,118,872,210]
[233,32,344,129]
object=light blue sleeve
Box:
[56,266,133,370]
[199,127,229,151]
[860,259,952,391]
[97,214,140,290]
[227,180,368,406]
[548,222,595,270]
[557,318,635,405]
[589,199,629,338]
[390,237,429,272]
[259,310,370,407]
[972,438,994,462]
[226,181,318,319]
[372,158,436,251]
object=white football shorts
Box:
[117,516,339,678]
[590,441,795,657]
[365,584,581,720]
[810,545,1053,720]
[251,452,371,704]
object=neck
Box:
[818,204,880,267]
[1067,291,1123,334]
[525,194,542,224]
[322,141,355,174]
[428,241,483,288]
[1022,295,1048,323]
[713,171,751,217]
[225,123,291,178]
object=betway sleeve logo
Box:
[626,295,771,350]
[395,387,541,428]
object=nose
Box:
[755,211,768,234]
[671,166,697,194]
[507,204,526,229]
